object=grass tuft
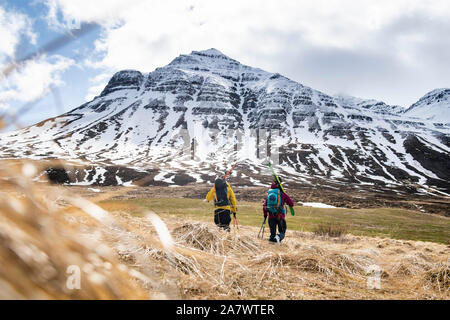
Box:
[423,260,450,292]
[313,224,348,238]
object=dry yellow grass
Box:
[0,160,449,300]
[0,161,171,299]
[160,219,449,299]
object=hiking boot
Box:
[275,235,280,245]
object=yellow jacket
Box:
[206,182,237,213]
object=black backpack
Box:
[214,178,230,207]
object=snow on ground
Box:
[248,176,265,187]
[299,202,337,208]
[122,180,135,187]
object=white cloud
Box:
[44,0,139,29]
[45,0,450,107]
[0,55,75,108]
[0,4,77,116]
[0,6,36,60]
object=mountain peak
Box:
[100,70,143,96]
[167,48,243,72]
[407,88,450,110]
[191,48,229,58]
[404,88,450,122]
[425,87,450,95]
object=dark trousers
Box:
[214,209,231,231]
[268,217,286,242]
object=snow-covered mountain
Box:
[0,49,449,193]
[404,88,450,123]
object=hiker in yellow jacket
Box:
[205,178,237,231]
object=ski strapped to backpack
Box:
[267,162,295,216]
[223,162,238,180]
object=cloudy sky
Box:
[1,0,449,131]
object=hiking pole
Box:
[267,162,295,216]
[257,217,267,238]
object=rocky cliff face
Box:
[0,49,449,193]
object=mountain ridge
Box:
[404,88,450,122]
[0,48,449,193]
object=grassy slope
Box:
[99,198,450,244]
